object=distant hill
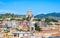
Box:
[34,13,60,20]
[0,13,25,19]
[0,13,60,20]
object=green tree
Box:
[10,17,15,20]
[26,15,31,21]
[22,17,26,21]
[45,18,58,22]
[36,18,41,21]
[19,29,23,31]
[34,23,41,31]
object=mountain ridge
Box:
[34,13,60,20]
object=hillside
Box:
[34,13,60,20]
[0,13,60,20]
[0,13,25,19]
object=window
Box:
[31,27,34,30]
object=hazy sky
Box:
[0,0,60,15]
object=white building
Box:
[2,20,18,28]
[13,31,31,37]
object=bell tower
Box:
[26,9,33,19]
